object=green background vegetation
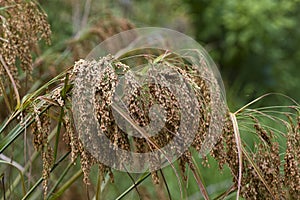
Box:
[42,0,300,109]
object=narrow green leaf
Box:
[48,170,83,200]
[0,160,26,196]
[115,172,151,200]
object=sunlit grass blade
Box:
[48,169,83,200]
[0,160,26,196]
[0,118,33,154]
[46,161,75,199]
[229,113,242,200]
[234,93,300,115]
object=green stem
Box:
[0,106,50,154]
[115,172,151,200]
[53,73,69,162]
[21,151,70,200]
[46,161,74,199]
[4,123,58,199]
[3,151,39,200]
[0,160,26,196]
[53,108,63,162]
[96,170,102,200]
[48,170,83,200]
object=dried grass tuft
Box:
[0,0,51,90]
[22,51,300,199]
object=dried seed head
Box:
[0,0,51,89]
[284,115,300,198]
[42,146,54,198]
[70,47,226,182]
[30,106,53,198]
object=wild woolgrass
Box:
[1,1,300,200]
[1,54,300,200]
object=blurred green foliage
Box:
[48,0,299,109]
[185,0,300,109]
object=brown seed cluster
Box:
[70,52,223,184]
[63,109,99,185]
[211,114,237,171]
[0,0,51,92]
[211,110,300,199]
[241,121,282,199]
[30,51,299,199]
[284,115,300,198]
[31,106,53,198]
